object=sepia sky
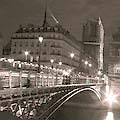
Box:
[0,0,120,44]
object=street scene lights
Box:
[50,59,54,64]
[38,36,43,72]
[84,60,92,83]
[88,63,92,67]
[70,53,74,69]
[105,91,117,107]
[24,51,29,61]
[59,61,62,66]
[70,53,74,59]
[98,70,102,76]
[84,60,88,65]
[38,36,43,43]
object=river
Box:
[50,89,120,120]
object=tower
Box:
[82,17,104,73]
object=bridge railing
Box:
[0,70,105,91]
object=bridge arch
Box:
[44,87,102,120]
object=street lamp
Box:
[84,60,88,65]
[84,60,92,82]
[38,36,43,72]
[88,63,92,67]
[50,59,54,64]
[98,70,102,76]
[59,61,62,66]
[70,53,74,59]
[24,51,29,61]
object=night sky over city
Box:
[1,0,120,44]
[1,1,120,120]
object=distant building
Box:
[108,27,120,78]
[82,17,105,73]
[2,41,11,56]
[0,34,4,57]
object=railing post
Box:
[86,76,89,84]
[19,71,22,88]
[35,72,37,87]
[9,70,12,89]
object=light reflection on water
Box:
[105,111,114,120]
[52,105,119,120]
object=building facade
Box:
[10,23,83,71]
[108,27,120,78]
[82,17,105,73]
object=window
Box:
[51,42,55,47]
[42,51,47,55]
[30,51,33,54]
[32,34,35,38]
[37,42,39,47]
[51,34,54,38]
[58,50,61,55]
[19,42,22,47]
[18,51,22,54]
[57,43,61,47]
[51,50,55,55]
[90,23,97,37]
[55,34,59,38]
[118,49,120,56]
[25,42,28,46]
[12,49,16,54]
[44,43,47,47]
[36,49,39,54]
[14,42,17,46]
[30,56,33,62]
[54,27,58,31]
[31,42,34,47]
[43,57,46,61]
[36,56,39,61]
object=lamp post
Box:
[70,53,74,69]
[88,63,92,75]
[59,61,62,66]
[50,59,54,65]
[38,36,43,73]
[50,59,54,86]
[70,53,74,84]
[84,60,92,83]
[24,51,29,62]
[58,61,62,84]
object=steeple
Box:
[42,0,49,27]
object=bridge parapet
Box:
[0,83,105,119]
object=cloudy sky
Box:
[0,0,120,44]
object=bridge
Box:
[0,69,108,120]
